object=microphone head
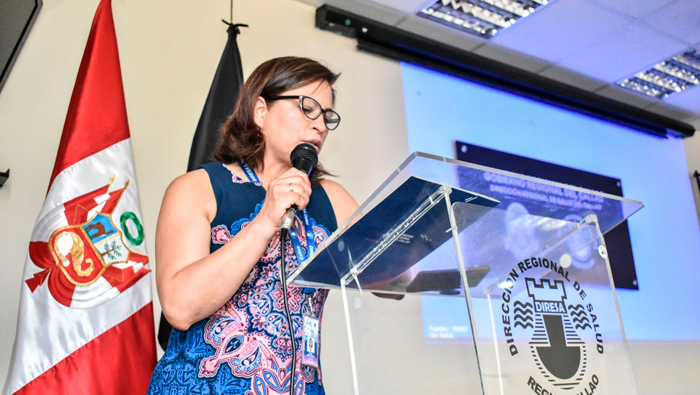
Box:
[290,143,318,175]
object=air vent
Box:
[418,0,552,38]
[618,49,700,99]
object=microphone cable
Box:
[279,143,318,395]
[279,226,297,395]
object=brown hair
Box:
[214,56,339,184]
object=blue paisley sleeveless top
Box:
[147,162,337,395]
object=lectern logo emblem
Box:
[524,278,587,387]
[500,258,603,394]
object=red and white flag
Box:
[4,1,156,393]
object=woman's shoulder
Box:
[176,162,252,190]
[163,169,217,222]
[319,179,359,226]
[318,178,346,196]
[167,168,211,193]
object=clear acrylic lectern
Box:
[289,152,643,395]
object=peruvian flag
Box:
[3,0,156,394]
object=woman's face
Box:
[256,79,334,166]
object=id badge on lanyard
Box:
[240,161,320,368]
[302,296,320,368]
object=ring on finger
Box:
[289,183,294,193]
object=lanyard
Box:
[239,161,318,269]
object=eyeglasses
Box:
[265,95,341,131]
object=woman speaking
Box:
[148,57,358,395]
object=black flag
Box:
[157,21,246,351]
[187,21,247,171]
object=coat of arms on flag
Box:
[25,176,150,308]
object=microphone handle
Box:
[281,205,298,231]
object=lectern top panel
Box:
[288,152,643,293]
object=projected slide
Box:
[455,141,638,290]
[403,62,700,341]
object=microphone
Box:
[281,143,318,231]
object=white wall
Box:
[0,0,698,394]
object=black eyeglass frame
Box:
[264,95,341,131]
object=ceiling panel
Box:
[589,0,677,20]
[556,21,688,82]
[641,0,700,45]
[364,0,431,14]
[491,0,633,63]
